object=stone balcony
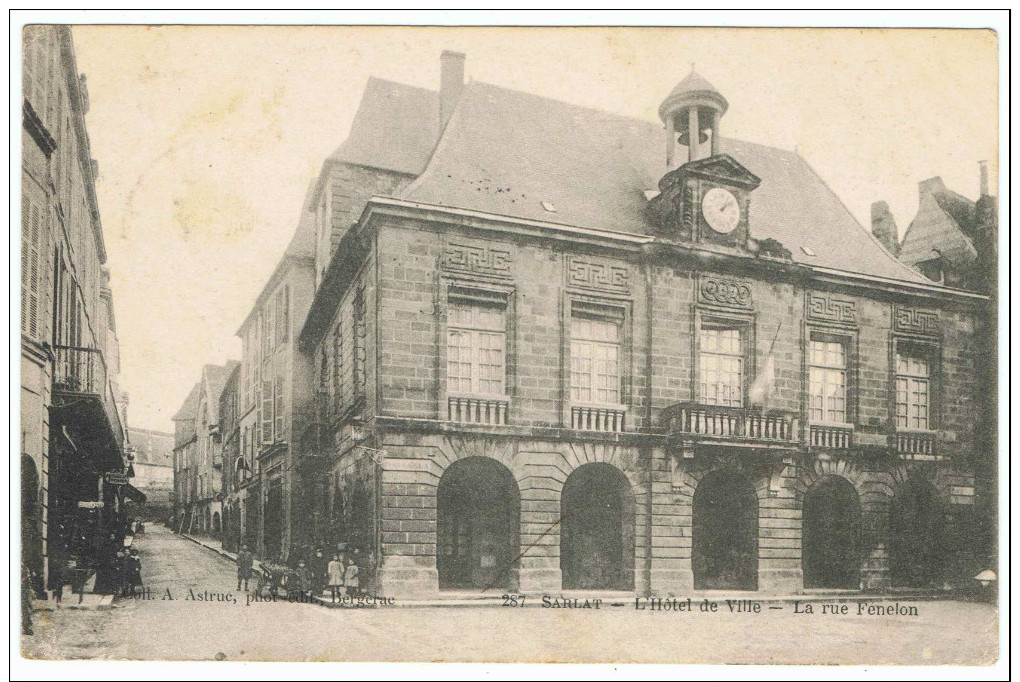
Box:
[664,402,799,448]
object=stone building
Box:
[871,165,999,578]
[217,365,241,551]
[125,427,174,521]
[226,192,316,561]
[171,362,237,536]
[288,55,993,598]
[20,25,130,594]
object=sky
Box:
[68,25,998,434]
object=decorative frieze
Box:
[894,305,940,336]
[806,292,857,326]
[698,275,753,309]
[565,256,630,294]
[442,241,513,279]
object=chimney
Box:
[440,50,466,130]
[871,200,900,256]
[979,160,989,196]
[918,176,946,199]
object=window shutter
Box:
[260,379,274,443]
[274,374,285,439]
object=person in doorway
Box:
[328,553,345,603]
[236,544,254,591]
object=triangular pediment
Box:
[679,154,761,190]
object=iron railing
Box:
[52,344,124,452]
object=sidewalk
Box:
[177,533,959,608]
[180,532,238,562]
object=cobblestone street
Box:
[22,525,998,664]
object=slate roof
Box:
[899,191,978,269]
[284,177,318,259]
[668,70,722,98]
[173,382,201,422]
[399,80,929,284]
[203,361,239,423]
[330,77,440,176]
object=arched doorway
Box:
[561,463,635,591]
[437,457,520,591]
[693,469,758,590]
[803,476,863,589]
[212,511,221,536]
[889,477,944,587]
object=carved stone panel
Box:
[442,241,513,279]
[806,292,858,327]
[698,275,753,310]
[565,256,630,294]
[894,305,940,336]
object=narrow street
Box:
[23,524,998,664]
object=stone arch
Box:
[560,462,636,591]
[690,461,760,591]
[800,475,864,589]
[436,455,521,591]
[888,473,946,588]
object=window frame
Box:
[693,309,755,409]
[444,285,511,399]
[438,279,515,417]
[806,329,857,426]
[892,338,940,432]
[562,294,632,427]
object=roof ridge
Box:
[794,152,929,281]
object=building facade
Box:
[226,205,315,561]
[293,58,989,597]
[21,25,130,595]
[125,427,175,521]
[170,362,237,536]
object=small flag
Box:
[749,322,781,408]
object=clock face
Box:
[701,187,741,234]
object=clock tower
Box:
[647,70,762,250]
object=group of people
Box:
[235,543,375,603]
[116,547,144,596]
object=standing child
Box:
[344,556,360,599]
[327,553,344,603]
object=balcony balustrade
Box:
[808,422,854,450]
[895,429,938,458]
[665,402,798,444]
[448,395,510,426]
[571,404,627,433]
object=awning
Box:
[124,484,147,503]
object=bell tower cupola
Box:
[659,69,728,168]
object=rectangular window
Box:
[699,327,743,407]
[809,338,847,423]
[260,379,274,444]
[570,312,621,405]
[896,353,931,430]
[447,299,507,396]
